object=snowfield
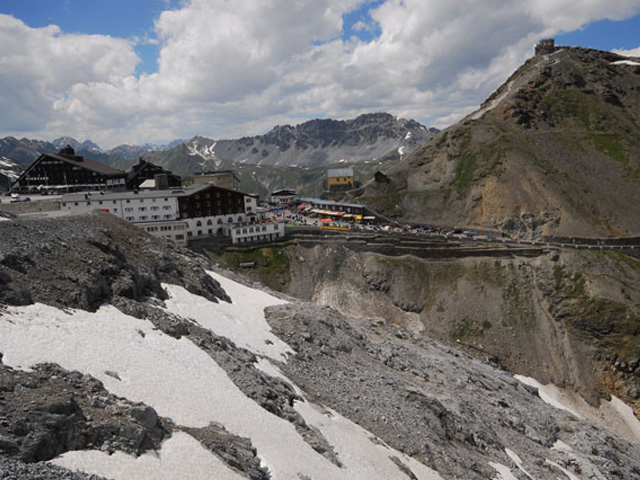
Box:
[515,375,640,445]
[0,271,443,480]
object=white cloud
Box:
[2,0,640,148]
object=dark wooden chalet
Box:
[11,146,126,193]
[126,158,182,190]
[177,184,245,220]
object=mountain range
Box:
[146,112,438,171]
[0,113,437,198]
[357,45,640,238]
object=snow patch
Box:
[551,440,573,454]
[255,358,444,480]
[0,270,444,479]
[514,375,582,418]
[398,146,406,155]
[489,462,519,480]
[515,375,640,444]
[612,60,640,66]
[162,270,291,361]
[545,459,580,480]
[608,395,640,442]
[52,432,245,480]
[505,449,535,480]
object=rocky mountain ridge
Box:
[357,45,640,238]
[0,137,183,167]
[0,156,23,192]
[142,112,437,175]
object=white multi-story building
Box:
[60,184,285,245]
[224,221,285,244]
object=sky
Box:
[1,0,640,149]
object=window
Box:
[126,216,134,221]
[139,207,147,212]
[238,216,243,222]
[207,219,212,226]
[151,206,159,211]
[217,218,223,224]
[140,216,148,221]
[125,207,133,213]
[152,215,160,220]
[228,217,233,223]
[163,205,171,210]
[175,234,184,240]
[196,220,202,227]
[164,214,173,219]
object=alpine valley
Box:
[2,43,640,480]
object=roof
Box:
[327,168,353,177]
[272,188,297,196]
[298,197,364,208]
[44,152,125,176]
[195,170,240,181]
[59,183,247,203]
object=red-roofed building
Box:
[10,146,127,194]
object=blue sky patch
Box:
[341,0,384,42]
[555,13,640,51]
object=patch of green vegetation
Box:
[553,265,565,288]
[448,133,478,194]
[217,244,293,291]
[553,265,586,298]
[451,317,492,340]
[591,134,628,166]
[540,88,640,178]
[452,152,477,193]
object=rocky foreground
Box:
[1,213,640,479]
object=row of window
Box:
[237,225,270,234]
[194,216,242,227]
[145,224,186,232]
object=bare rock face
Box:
[265,302,640,480]
[0,362,167,463]
[0,213,229,311]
